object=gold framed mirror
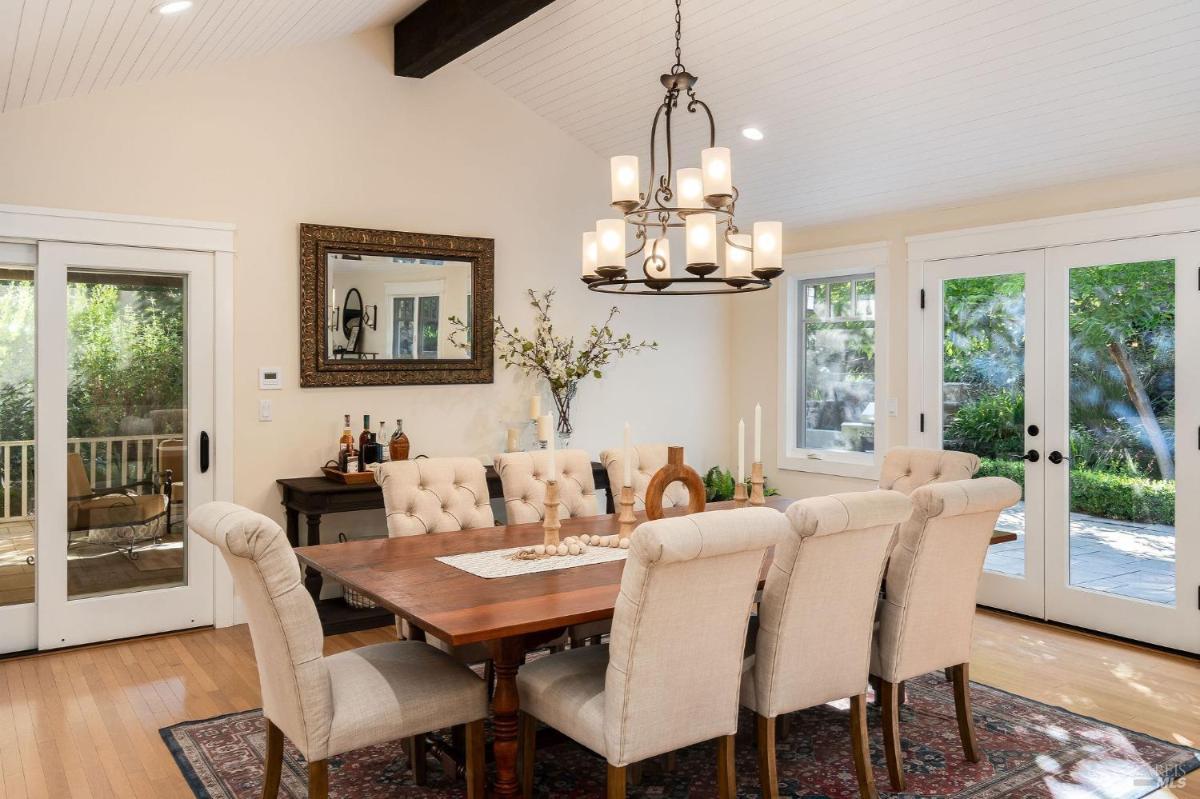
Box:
[299,223,493,386]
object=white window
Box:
[779,243,889,478]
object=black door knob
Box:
[1048,450,1068,465]
[1022,449,1040,462]
[1027,424,1039,436]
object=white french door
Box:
[34,242,215,650]
[920,233,1200,653]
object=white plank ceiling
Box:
[0,0,423,115]
[463,0,1200,227]
[2,1,1198,228]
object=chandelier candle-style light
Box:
[581,0,783,296]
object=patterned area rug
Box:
[162,673,1198,798]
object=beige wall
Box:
[0,27,733,536]
[732,167,1200,499]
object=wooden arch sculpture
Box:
[644,446,707,520]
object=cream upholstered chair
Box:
[599,444,689,510]
[377,457,494,536]
[877,446,979,494]
[376,458,494,665]
[517,507,788,798]
[742,490,913,799]
[494,449,597,524]
[189,502,488,799]
[870,477,1022,791]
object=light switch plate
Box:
[887,398,899,417]
[259,367,282,390]
[259,399,272,421]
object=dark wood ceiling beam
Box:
[394,0,558,79]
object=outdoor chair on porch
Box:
[67,452,172,558]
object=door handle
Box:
[1048,450,1069,465]
[1020,449,1039,462]
[200,431,210,473]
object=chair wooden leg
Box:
[628,761,643,785]
[717,734,737,799]
[465,719,486,799]
[308,759,328,799]
[951,663,981,763]
[485,660,496,700]
[403,735,427,785]
[663,751,677,772]
[519,712,536,799]
[880,680,906,792]
[606,764,626,798]
[849,694,878,799]
[897,680,906,705]
[944,667,953,682]
[756,714,779,799]
[262,720,284,799]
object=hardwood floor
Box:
[0,610,1195,798]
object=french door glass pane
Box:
[1067,261,1175,605]
[66,270,187,599]
[392,296,414,359]
[0,267,35,607]
[941,274,1027,576]
[418,295,439,358]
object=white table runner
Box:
[437,544,628,579]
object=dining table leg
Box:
[487,636,528,799]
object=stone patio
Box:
[986,502,1176,605]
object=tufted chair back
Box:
[599,444,689,510]
[748,490,911,718]
[604,507,787,766]
[189,502,334,761]
[878,447,979,495]
[493,449,597,524]
[376,458,493,536]
[875,477,1022,683]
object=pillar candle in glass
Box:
[529,394,541,421]
[581,231,598,279]
[536,413,551,442]
[701,146,733,201]
[725,232,752,281]
[596,219,626,271]
[685,212,717,266]
[676,167,704,209]
[610,155,640,205]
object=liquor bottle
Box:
[378,421,390,462]
[339,414,358,473]
[390,419,410,461]
[358,415,372,471]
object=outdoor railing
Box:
[0,434,181,522]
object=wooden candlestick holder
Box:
[543,479,561,549]
[617,484,637,540]
[733,480,748,508]
[749,462,766,506]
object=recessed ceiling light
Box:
[154,1,194,15]
[741,127,764,141]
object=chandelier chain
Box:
[672,0,683,73]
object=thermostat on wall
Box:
[259,367,283,390]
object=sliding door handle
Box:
[200,431,210,473]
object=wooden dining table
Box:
[295,496,1017,798]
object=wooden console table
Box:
[277,461,612,634]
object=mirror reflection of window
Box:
[325,252,471,361]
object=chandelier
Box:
[581,0,783,296]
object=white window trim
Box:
[778,242,890,479]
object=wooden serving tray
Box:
[321,466,378,486]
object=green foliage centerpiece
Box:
[449,289,656,439]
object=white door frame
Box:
[907,197,1200,653]
[0,205,236,653]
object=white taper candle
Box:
[545,414,558,481]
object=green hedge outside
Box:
[976,458,1174,526]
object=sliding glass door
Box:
[0,239,218,652]
[921,233,1199,653]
